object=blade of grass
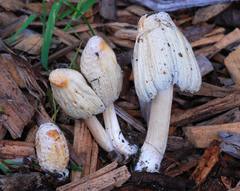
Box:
[41,2,62,70]
[0,160,12,175]
[7,14,38,44]
[64,0,83,31]
[69,163,86,174]
[69,43,82,69]
[42,0,46,35]
[59,0,95,36]
[56,9,74,21]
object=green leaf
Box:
[7,14,38,44]
[59,0,95,36]
[69,163,86,174]
[69,43,82,69]
[41,2,62,70]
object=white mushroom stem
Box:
[103,103,138,159]
[134,84,173,172]
[84,116,115,153]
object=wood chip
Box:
[125,4,149,17]
[191,34,225,48]
[100,0,117,20]
[0,0,24,11]
[192,3,231,24]
[171,92,240,127]
[108,36,135,49]
[183,122,240,148]
[224,46,240,89]
[190,140,220,185]
[24,125,39,143]
[0,64,35,139]
[0,140,35,159]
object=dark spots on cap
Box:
[136,59,138,61]
[95,52,99,58]
[155,164,159,170]
[161,48,163,51]
[122,139,125,143]
[178,53,183,57]
[163,71,166,74]
[137,38,143,43]
[167,43,170,47]
[162,28,164,30]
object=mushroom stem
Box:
[84,116,115,153]
[134,84,173,172]
[103,103,138,159]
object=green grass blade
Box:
[69,163,86,174]
[3,160,23,166]
[41,2,62,70]
[42,0,46,35]
[56,9,74,21]
[69,44,81,69]
[0,160,12,175]
[59,0,95,36]
[80,0,97,14]
[7,14,38,44]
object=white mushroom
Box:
[49,69,119,159]
[81,36,138,159]
[133,12,201,172]
[35,123,69,179]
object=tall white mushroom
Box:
[49,68,120,160]
[81,36,138,159]
[133,12,201,172]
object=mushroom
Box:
[81,36,138,159]
[35,123,69,180]
[132,12,201,172]
[49,68,120,160]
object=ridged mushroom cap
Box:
[133,12,202,102]
[49,68,105,119]
[81,36,123,108]
[35,123,69,178]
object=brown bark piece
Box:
[71,120,98,180]
[24,125,39,143]
[0,64,35,139]
[165,156,201,177]
[0,12,18,26]
[224,46,240,89]
[100,0,117,20]
[203,27,225,37]
[175,83,235,98]
[0,125,7,140]
[0,54,25,88]
[126,4,148,17]
[183,122,240,148]
[183,24,215,43]
[117,10,139,25]
[196,54,214,77]
[190,140,220,186]
[113,29,137,41]
[192,3,231,24]
[25,3,44,13]
[196,107,240,126]
[0,140,35,159]
[69,166,130,191]
[2,15,27,39]
[14,33,43,55]
[0,172,50,191]
[190,34,225,48]
[0,0,24,11]
[115,104,146,133]
[108,36,135,49]
[170,91,240,127]
[195,28,240,58]
[166,136,192,152]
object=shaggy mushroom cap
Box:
[133,12,202,102]
[80,36,123,107]
[35,123,69,178]
[49,68,105,119]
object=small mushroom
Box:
[132,12,201,172]
[35,123,69,180]
[81,36,138,159]
[49,69,119,159]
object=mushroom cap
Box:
[49,68,105,119]
[35,123,69,178]
[133,12,201,102]
[80,36,123,108]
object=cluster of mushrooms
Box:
[35,12,202,179]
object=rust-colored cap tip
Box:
[49,69,68,88]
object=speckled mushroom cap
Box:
[49,68,105,119]
[35,123,69,178]
[80,36,123,108]
[133,12,202,102]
